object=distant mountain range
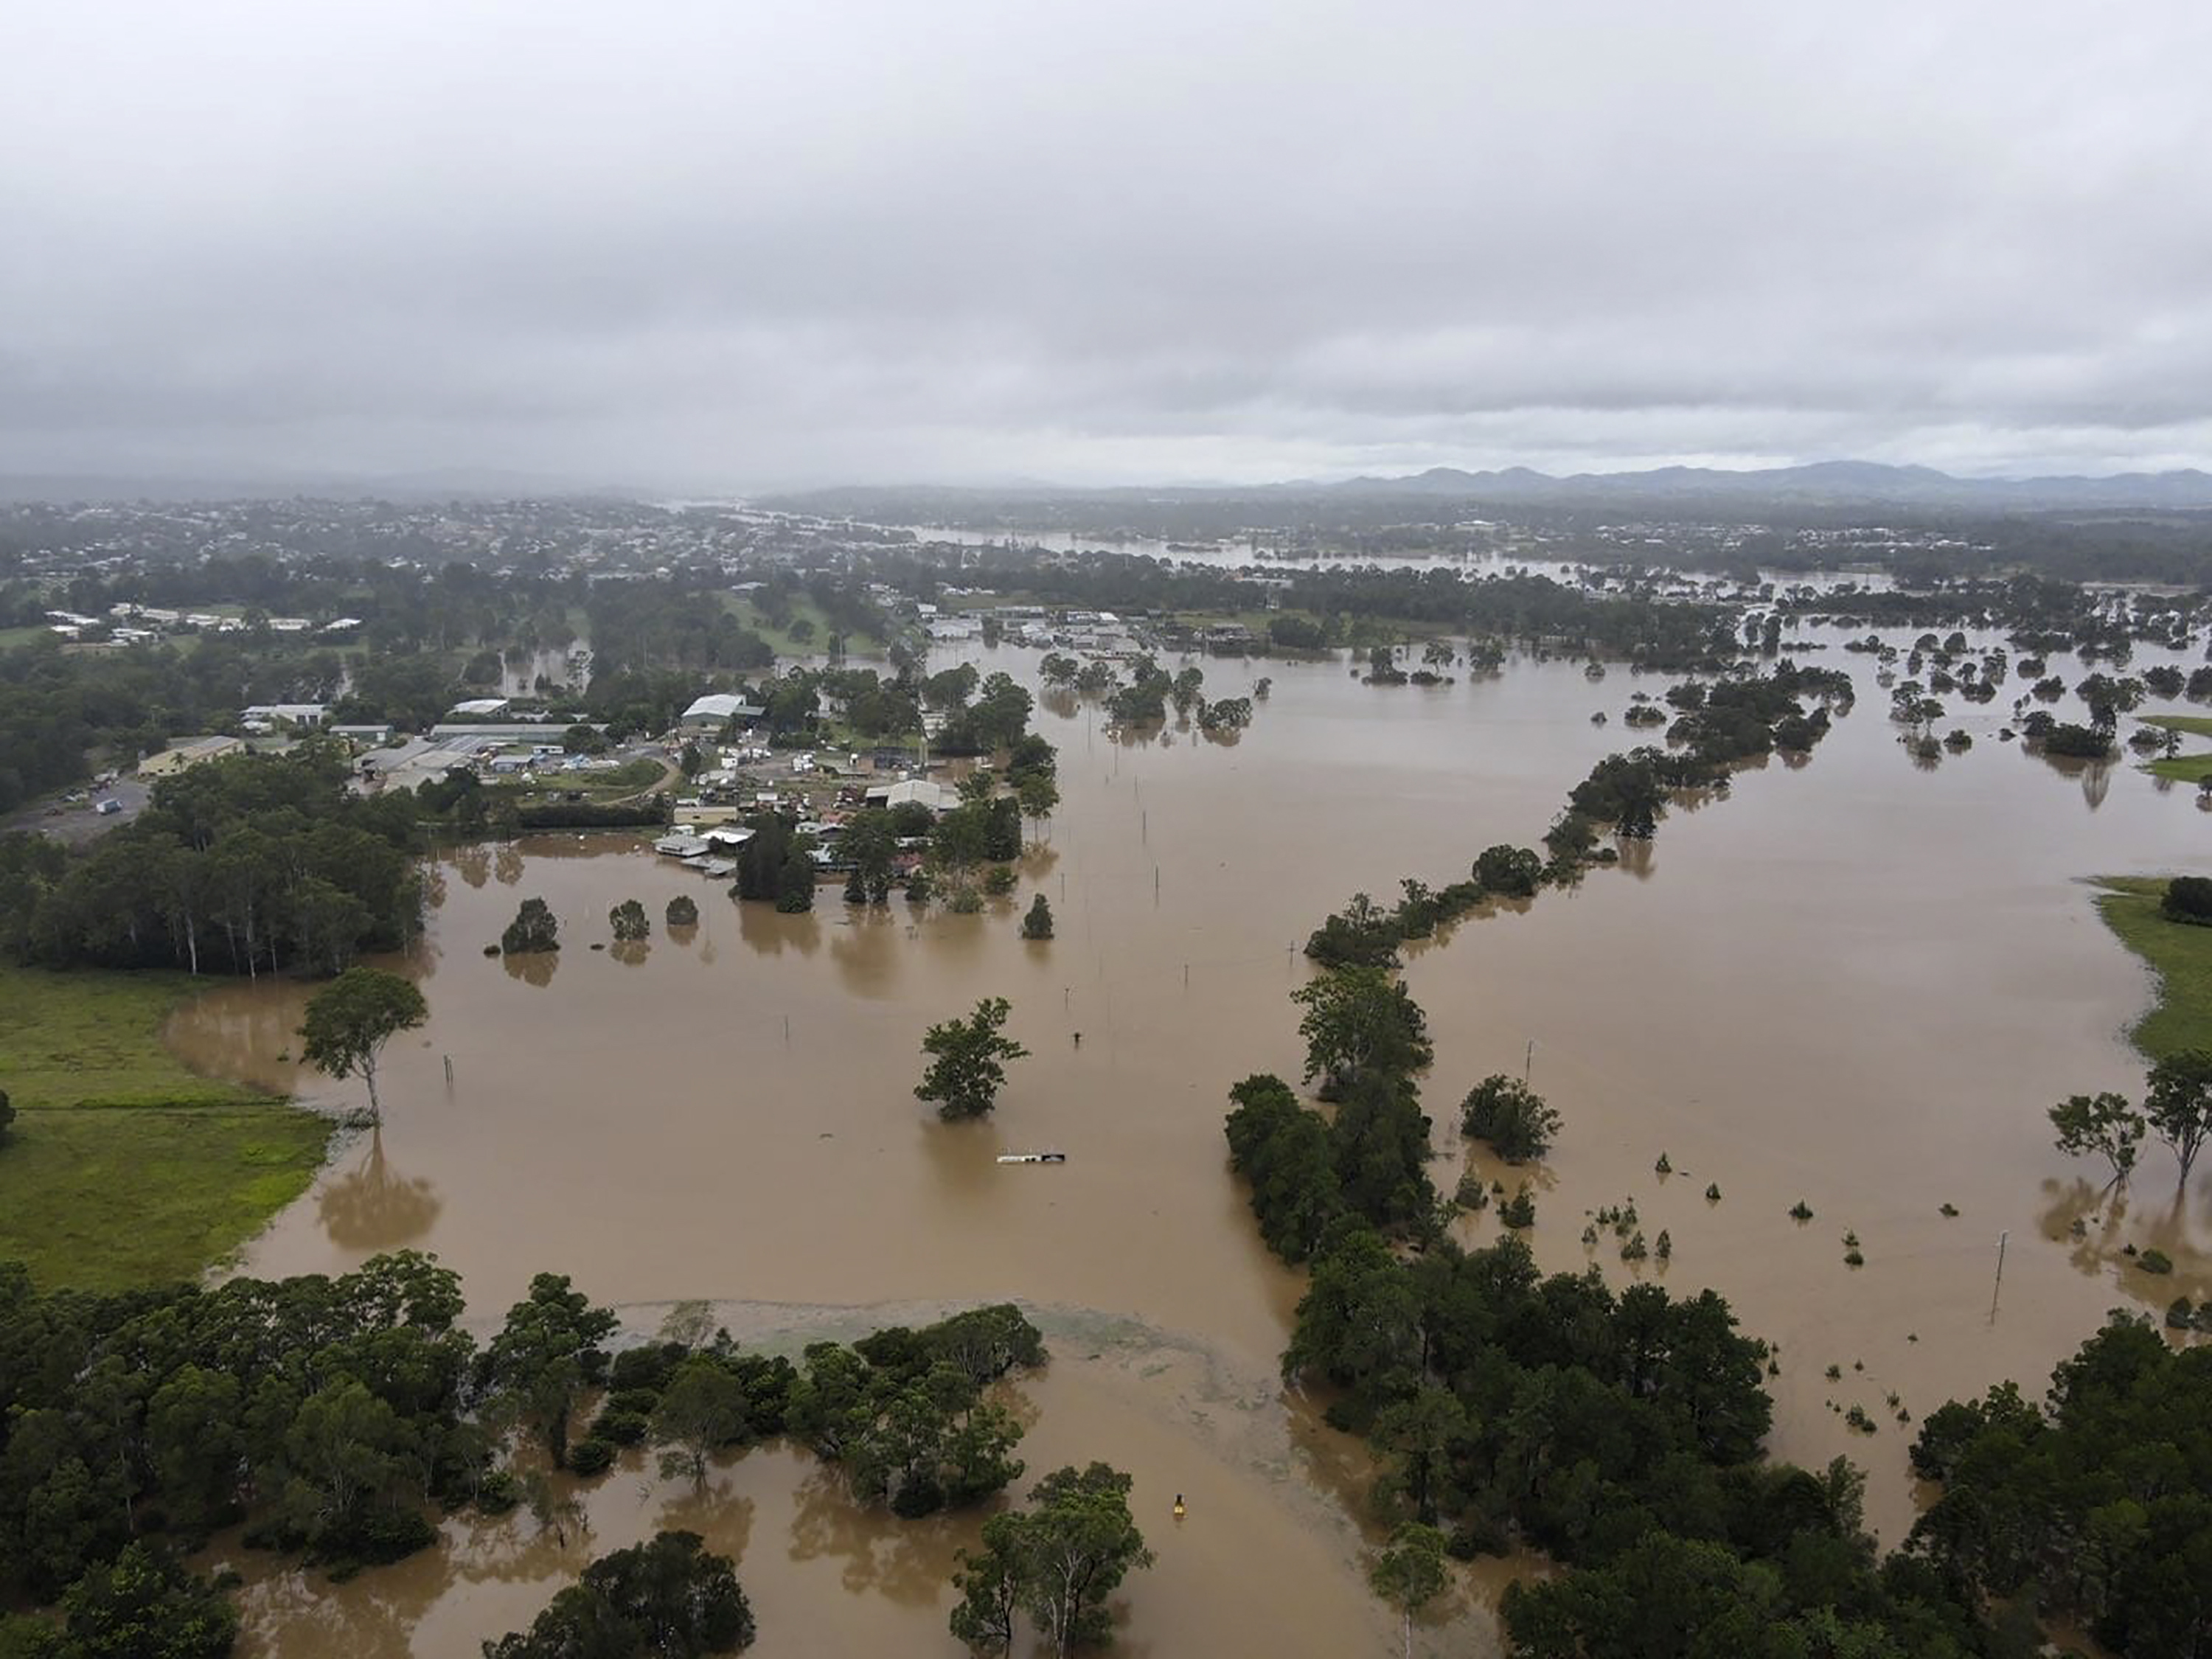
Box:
[1298,460,2212,510]
[761,460,2212,518]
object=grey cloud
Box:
[4,0,2210,487]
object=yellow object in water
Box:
[1172,1494,1186,1519]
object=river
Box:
[170,625,2209,1655]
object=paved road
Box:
[4,776,150,846]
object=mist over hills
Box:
[7,459,2211,515]
[769,461,2212,517]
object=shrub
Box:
[666,894,700,927]
[1499,1189,1537,1228]
[1789,1200,1814,1221]
[590,1408,651,1447]
[502,897,560,954]
[2162,875,2212,927]
[1460,1075,1560,1163]
[567,1439,617,1476]
[2138,1248,2175,1275]
[476,1471,521,1514]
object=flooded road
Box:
[169,630,2210,1652]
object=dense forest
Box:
[0,748,422,975]
[0,1248,1046,1656]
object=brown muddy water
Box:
[170,633,2211,1655]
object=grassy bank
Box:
[0,963,330,1290]
[2093,877,2212,1059]
[2140,716,2212,785]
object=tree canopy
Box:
[915,998,1031,1121]
[297,967,429,1122]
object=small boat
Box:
[995,1152,1068,1164]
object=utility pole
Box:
[1523,1039,1534,1088]
[1989,1230,2008,1321]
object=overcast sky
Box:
[5,1,2209,489]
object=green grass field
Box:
[2093,877,2212,1059]
[2139,716,2212,784]
[0,962,330,1290]
[720,594,883,657]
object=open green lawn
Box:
[0,625,52,653]
[720,594,883,657]
[2093,877,2212,1059]
[0,962,330,1290]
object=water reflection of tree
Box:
[494,843,524,886]
[654,1474,755,1562]
[611,939,650,967]
[736,902,821,958]
[233,1540,456,1658]
[444,1504,596,1587]
[2039,1177,2211,1304]
[786,1465,964,1605]
[830,910,900,999]
[318,1129,443,1249]
[667,922,700,950]
[504,948,559,988]
[454,844,492,888]
[1613,838,1655,881]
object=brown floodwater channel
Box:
[168,633,2211,1654]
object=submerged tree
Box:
[479,1273,619,1470]
[1020,894,1054,940]
[298,967,429,1124]
[501,896,560,954]
[1461,1074,1561,1164]
[950,1463,1152,1658]
[609,899,650,942]
[2145,1048,2212,1183]
[2049,1091,2145,1186]
[484,1530,754,1658]
[916,998,1031,1121]
[1370,1521,1450,1659]
[1291,965,1433,1094]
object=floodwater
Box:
[168,627,2211,1655]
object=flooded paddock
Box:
[168,633,2211,1652]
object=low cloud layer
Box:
[5,1,2208,487]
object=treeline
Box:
[0,1248,1046,1655]
[1306,663,1853,970]
[0,633,359,811]
[0,747,421,975]
[1231,927,2201,1655]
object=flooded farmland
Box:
[168,630,2212,1655]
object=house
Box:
[448,697,511,720]
[138,736,246,778]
